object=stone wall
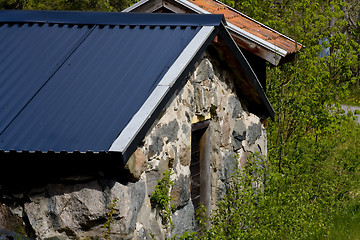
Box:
[0,51,267,239]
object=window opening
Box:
[191,120,211,228]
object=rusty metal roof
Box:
[190,0,301,53]
[123,0,302,65]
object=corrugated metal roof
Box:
[0,11,221,154]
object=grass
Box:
[327,119,360,239]
[329,198,360,239]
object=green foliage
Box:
[103,197,119,240]
[202,154,270,239]
[150,170,174,229]
[0,0,22,9]
[202,122,360,239]
[202,0,360,238]
[342,87,360,106]
[0,0,138,11]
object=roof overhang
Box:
[123,0,302,66]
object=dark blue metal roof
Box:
[0,11,223,153]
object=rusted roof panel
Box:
[189,0,301,55]
[123,0,301,65]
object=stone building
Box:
[0,7,297,240]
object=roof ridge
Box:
[0,10,225,26]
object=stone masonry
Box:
[0,50,267,239]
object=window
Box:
[191,120,211,227]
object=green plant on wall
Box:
[150,170,174,232]
[103,197,119,240]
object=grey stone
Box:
[179,144,191,166]
[171,202,195,237]
[181,123,189,135]
[108,181,145,236]
[148,218,164,239]
[195,58,214,82]
[171,174,190,208]
[210,122,221,152]
[210,149,220,170]
[248,123,262,145]
[158,157,170,176]
[146,171,161,196]
[159,120,179,143]
[232,120,246,151]
[194,85,204,114]
[194,84,212,114]
[22,180,146,239]
[219,151,237,181]
[221,114,231,147]
[128,181,146,234]
[44,235,68,240]
[167,146,177,170]
[217,181,226,201]
[136,227,147,240]
[149,134,164,157]
[228,95,243,118]
[24,181,107,239]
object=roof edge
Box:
[218,23,275,119]
[174,0,210,14]
[171,0,291,57]
[0,10,225,26]
[212,0,301,46]
[109,25,217,156]
[122,0,301,59]
[226,22,287,57]
[174,0,302,51]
